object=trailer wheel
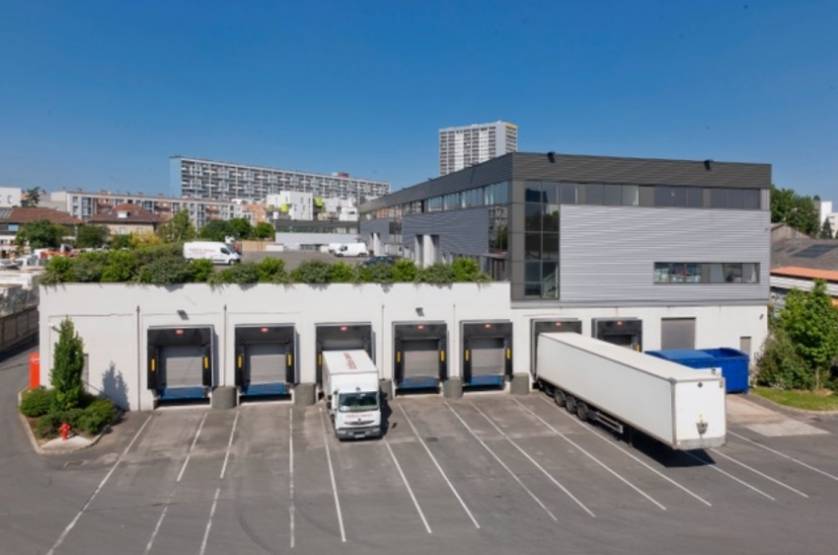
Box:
[576,401,589,422]
[553,388,566,407]
[565,395,576,414]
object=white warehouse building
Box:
[38,283,767,411]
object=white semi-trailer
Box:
[322,349,382,440]
[536,332,726,449]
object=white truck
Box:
[182,241,241,265]
[322,349,382,440]
[535,332,726,449]
[334,242,369,257]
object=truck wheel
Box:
[576,401,589,421]
[565,395,576,414]
[553,389,566,407]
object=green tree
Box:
[198,220,232,242]
[775,280,838,389]
[328,261,356,282]
[255,257,287,283]
[21,187,42,207]
[391,259,418,282]
[110,234,133,249]
[451,257,489,282]
[227,217,253,240]
[51,319,85,412]
[770,185,820,236]
[253,222,275,240]
[101,250,139,282]
[291,261,332,283]
[135,255,195,284]
[75,224,110,248]
[157,210,196,243]
[15,220,64,249]
[818,219,835,240]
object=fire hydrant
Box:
[59,422,72,441]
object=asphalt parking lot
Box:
[3,350,838,555]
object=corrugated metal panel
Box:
[560,206,770,303]
[402,208,489,257]
[513,153,770,189]
[360,219,392,242]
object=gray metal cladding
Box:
[360,218,392,242]
[559,205,770,304]
[402,208,489,257]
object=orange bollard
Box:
[28,352,40,389]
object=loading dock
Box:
[393,322,447,393]
[235,325,296,399]
[461,321,512,389]
[316,323,373,388]
[147,326,213,403]
[593,318,642,351]
[530,318,582,375]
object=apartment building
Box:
[439,121,518,176]
[170,156,390,204]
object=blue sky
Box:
[1,1,836,197]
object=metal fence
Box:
[0,306,38,355]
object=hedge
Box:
[42,248,490,285]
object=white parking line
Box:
[199,487,221,555]
[218,410,240,480]
[684,451,776,501]
[399,404,481,529]
[385,439,433,534]
[468,402,596,518]
[47,414,153,555]
[729,430,838,482]
[319,407,347,542]
[536,396,713,507]
[289,407,296,549]
[511,397,667,511]
[710,448,809,498]
[177,411,208,483]
[143,411,221,554]
[446,402,558,522]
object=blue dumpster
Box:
[646,348,750,393]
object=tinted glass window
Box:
[525,183,544,203]
[585,184,604,205]
[543,204,559,232]
[622,185,639,206]
[525,203,542,231]
[541,233,559,259]
[525,234,541,259]
[558,183,577,204]
[603,185,622,206]
[710,188,727,208]
[525,261,541,281]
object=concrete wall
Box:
[39,283,768,410]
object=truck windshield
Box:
[338,392,378,412]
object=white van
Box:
[335,242,369,257]
[183,241,241,265]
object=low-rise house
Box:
[0,207,81,258]
[88,203,160,235]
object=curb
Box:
[16,388,109,456]
[745,391,838,417]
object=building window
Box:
[427,196,443,212]
[443,193,460,211]
[653,262,760,284]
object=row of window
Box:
[427,182,510,212]
[524,182,762,210]
[653,262,760,284]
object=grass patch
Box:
[752,387,838,411]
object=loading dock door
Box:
[530,319,582,375]
[462,322,512,388]
[316,324,373,386]
[147,327,213,402]
[235,325,295,397]
[593,318,642,351]
[394,323,447,391]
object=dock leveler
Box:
[393,322,447,393]
[461,321,512,389]
[235,324,296,399]
[147,326,213,404]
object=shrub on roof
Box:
[135,255,195,285]
[290,261,332,284]
[208,262,260,285]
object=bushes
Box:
[35,413,62,439]
[755,328,813,390]
[40,251,491,286]
[77,399,118,435]
[20,387,55,418]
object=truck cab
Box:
[323,350,382,440]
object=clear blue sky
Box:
[1,1,836,197]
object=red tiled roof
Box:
[88,203,160,224]
[5,207,81,225]
[772,266,838,283]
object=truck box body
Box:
[322,349,382,439]
[536,333,726,449]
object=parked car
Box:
[361,255,399,267]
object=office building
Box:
[170,156,390,204]
[361,151,770,304]
[439,121,518,176]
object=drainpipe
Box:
[136,305,141,410]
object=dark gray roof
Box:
[362,152,771,212]
[772,238,838,271]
